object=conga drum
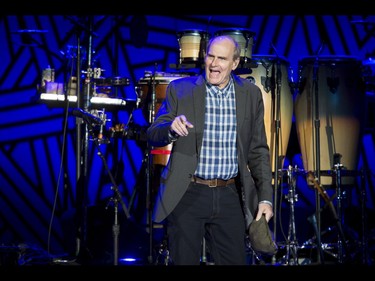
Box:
[214,28,256,64]
[237,55,294,172]
[137,71,190,166]
[177,29,210,65]
[295,56,365,185]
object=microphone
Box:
[72,108,103,125]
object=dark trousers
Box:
[166,181,247,265]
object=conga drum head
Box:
[295,55,365,185]
[237,55,294,173]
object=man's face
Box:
[205,36,239,89]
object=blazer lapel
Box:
[234,76,247,132]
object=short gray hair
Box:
[206,35,241,61]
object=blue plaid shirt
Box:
[194,76,238,180]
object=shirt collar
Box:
[206,75,234,97]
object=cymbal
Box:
[12,29,48,34]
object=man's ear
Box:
[232,58,240,70]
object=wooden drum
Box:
[177,29,210,65]
[295,56,365,185]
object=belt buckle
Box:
[209,179,218,187]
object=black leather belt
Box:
[191,176,235,187]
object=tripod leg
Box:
[307,213,325,263]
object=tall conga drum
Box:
[237,55,294,172]
[137,71,189,166]
[295,56,365,185]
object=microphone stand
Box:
[85,120,131,265]
[72,16,97,263]
[146,64,158,264]
[270,45,283,263]
[73,22,85,260]
[312,51,325,264]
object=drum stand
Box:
[84,116,131,265]
[329,160,370,264]
[281,165,300,265]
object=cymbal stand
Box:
[85,119,131,265]
[284,165,299,265]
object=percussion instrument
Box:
[176,29,210,65]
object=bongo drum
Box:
[136,72,189,166]
[237,55,294,172]
[214,28,256,63]
[177,29,210,65]
[295,56,365,185]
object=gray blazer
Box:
[146,73,273,230]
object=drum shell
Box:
[150,144,173,166]
[137,78,172,121]
[177,29,210,64]
[295,56,365,185]
[214,28,256,62]
[237,55,294,172]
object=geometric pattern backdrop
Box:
[1,9,375,265]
